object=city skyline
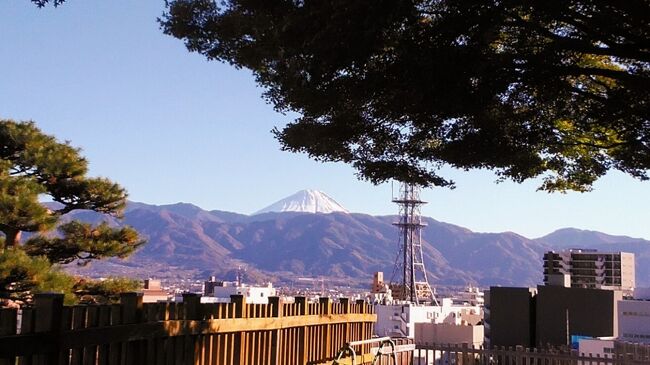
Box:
[1,1,648,240]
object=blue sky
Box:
[1,1,648,239]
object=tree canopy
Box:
[161,0,649,191]
[0,249,76,304]
[0,120,144,304]
[0,121,133,249]
[30,0,65,7]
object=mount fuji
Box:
[253,189,349,215]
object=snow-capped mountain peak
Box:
[253,189,349,215]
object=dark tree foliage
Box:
[24,222,143,266]
[0,120,144,304]
[73,277,142,304]
[0,121,139,250]
[161,0,649,191]
[30,0,66,7]
[0,249,75,304]
[0,120,144,258]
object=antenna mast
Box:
[392,183,438,305]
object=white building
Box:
[618,299,650,343]
[451,286,485,307]
[578,338,615,358]
[200,281,277,304]
[374,298,483,343]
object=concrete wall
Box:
[416,323,484,347]
[485,287,536,348]
[536,286,622,347]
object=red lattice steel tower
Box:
[392,183,438,305]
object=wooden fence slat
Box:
[34,293,64,365]
[0,308,17,365]
[70,305,87,365]
[97,305,111,365]
[120,292,143,365]
[17,308,35,365]
[108,304,121,365]
[0,296,381,365]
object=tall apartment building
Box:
[543,249,635,295]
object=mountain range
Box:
[60,190,650,288]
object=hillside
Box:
[56,197,650,287]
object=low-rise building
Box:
[416,322,484,347]
[202,279,277,304]
[141,279,170,303]
[618,299,650,343]
[374,298,483,344]
[577,337,615,358]
[451,286,484,306]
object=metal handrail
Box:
[332,336,397,365]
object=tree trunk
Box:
[4,229,22,249]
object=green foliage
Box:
[0,120,145,305]
[0,121,127,220]
[0,249,76,305]
[24,221,145,266]
[161,0,649,191]
[0,170,57,235]
[74,277,142,304]
[30,0,65,7]
[0,120,140,249]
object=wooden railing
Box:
[0,293,376,365]
[409,343,650,365]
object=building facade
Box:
[141,279,170,303]
[485,286,622,348]
[484,287,537,348]
[543,249,635,295]
[578,338,616,359]
[415,322,484,347]
[374,298,483,340]
[618,299,650,343]
[535,285,622,346]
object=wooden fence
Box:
[409,343,650,365]
[0,293,376,365]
